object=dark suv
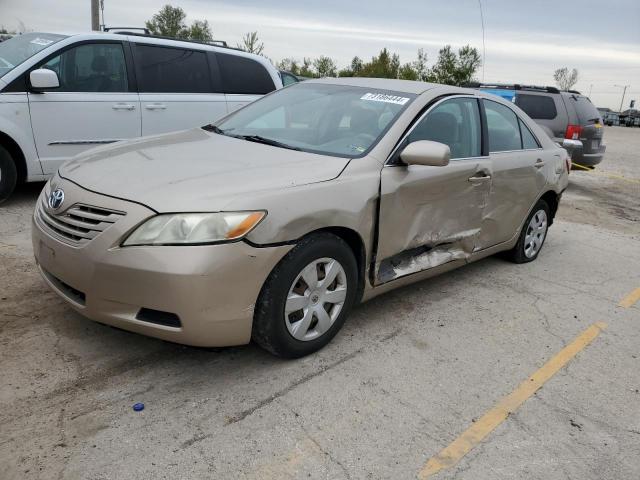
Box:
[472,84,606,167]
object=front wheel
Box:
[504,199,550,264]
[252,233,358,358]
[0,145,18,204]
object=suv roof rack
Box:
[465,82,562,94]
[107,29,234,50]
[104,27,150,34]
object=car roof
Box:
[307,77,440,95]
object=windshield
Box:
[216,83,416,157]
[0,32,67,78]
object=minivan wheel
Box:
[252,233,358,358]
[505,199,550,264]
[0,145,18,204]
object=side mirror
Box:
[400,140,450,167]
[29,69,60,90]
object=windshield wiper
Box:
[202,124,225,134]
[234,135,301,151]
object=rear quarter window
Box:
[515,94,557,120]
[216,52,276,95]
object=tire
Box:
[252,232,358,358]
[0,145,18,204]
[504,199,550,264]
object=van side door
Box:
[133,43,227,135]
[28,40,140,174]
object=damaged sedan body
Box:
[32,78,569,358]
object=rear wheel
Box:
[252,233,358,358]
[0,145,18,204]
[505,199,550,264]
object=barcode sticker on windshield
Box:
[30,38,54,46]
[360,93,409,105]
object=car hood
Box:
[60,128,350,212]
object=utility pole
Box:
[91,0,100,31]
[614,84,629,113]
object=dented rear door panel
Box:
[375,158,492,284]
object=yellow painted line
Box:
[571,162,640,184]
[418,322,608,479]
[619,287,640,308]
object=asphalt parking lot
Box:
[1,126,639,480]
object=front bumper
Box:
[32,178,292,347]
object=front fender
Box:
[0,93,42,177]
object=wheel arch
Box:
[539,190,560,226]
[0,130,27,183]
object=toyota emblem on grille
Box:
[48,189,65,210]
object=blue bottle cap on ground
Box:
[133,402,145,411]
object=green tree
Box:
[188,20,213,42]
[298,58,314,78]
[277,58,300,75]
[237,31,264,55]
[398,63,418,80]
[145,5,213,41]
[428,45,481,85]
[359,48,401,78]
[313,56,337,77]
[553,67,579,91]
[413,48,429,81]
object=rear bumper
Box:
[570,143,606,167]
[32,179,292,347]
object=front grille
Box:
[36,196,125,246]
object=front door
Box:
[28,41,140,174]
[376,97,491,284]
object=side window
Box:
[135,45,210,93]
[519,119,540,149]
[483,100,522,152]
[515,94,557,120]
[408,97,481,159]
[41,43,128,92]
[216,52,276,94]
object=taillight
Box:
[565,124,583,140]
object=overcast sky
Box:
[1,0,638,109]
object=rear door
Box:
[476,99,548,249]
[216,52,277,113]
[133,43,227,135]
[28,41,140,174]
[568,94,604,155]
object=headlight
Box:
[122,211,266,246]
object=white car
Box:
[0,31,283,202]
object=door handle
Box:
[112,103,136,111]
[534,158,546,168]
[468,173,492,183]
[145,103,167,110]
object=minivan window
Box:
[41,43,128,92]
[135,45,210,93]
[0,32,67,78]
[408,97,481,159]
[217,52,276,94]
[572,95,601,124]
[484,100,522,152]
[216,83,415,157]
[515,94,557,120]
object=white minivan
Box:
[0,32,283,202]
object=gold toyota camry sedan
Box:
[33,78,571,357]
